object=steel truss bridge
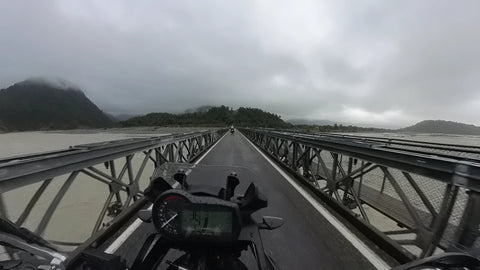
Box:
[0,130,225,248]
[0,128,479,268]
[241,129,480,262]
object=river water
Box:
[0,127,206,250]
[0,129,479,253]
[344,132,480,147]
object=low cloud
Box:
[1,1,479,128]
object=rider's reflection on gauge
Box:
[182,209,233,237]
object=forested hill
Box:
[400,120,480,135]
[0,79,113,131]
[121,106,292,128]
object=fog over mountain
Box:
[2,78,479,135]
[1,1,479,128]
[400,120,480,135]
[287,119,337,126]
[0,79,113,131]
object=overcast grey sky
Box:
[1,1,479,128]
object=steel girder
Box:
[0,129,226,252]
[240,128,480,263]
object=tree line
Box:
[121,106,292,128]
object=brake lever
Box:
[138,209,152,223]
[0,233,66,270]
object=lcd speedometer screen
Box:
[181,208,232,236]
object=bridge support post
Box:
[446,163,480,253]
[292,142,299,171]
[422,184,459,257]
[449,190,480,253]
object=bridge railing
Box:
[240,128,480,263]
[0,129,226,255]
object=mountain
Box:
[112,114,139,122]
[400,120,480,135]
[233,107,291,128]
[0,79,113,131]
[121,105,292,128]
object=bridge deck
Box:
[101,132,393,269]
[310,159,430,231]
[354,183,431,229]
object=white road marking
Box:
[104,132,227,254]
[240,132,390,270]
[193,131,228,164]
[104,207,151,254]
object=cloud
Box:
[0,0,479,128]
[339,106,415,128]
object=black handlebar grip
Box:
[225,173,239,200]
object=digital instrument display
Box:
[181,208,232,236]
[152,190,239,242]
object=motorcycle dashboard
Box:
[152,190,240,243]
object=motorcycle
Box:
[230,128,235,134]
[130,163,283,270]
[1,163,480,269]
[0,163,282,270]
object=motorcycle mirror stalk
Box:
[258,216,284,230]
[224,172,239,200]
[138,210,152,223]
[173,170,189,189]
